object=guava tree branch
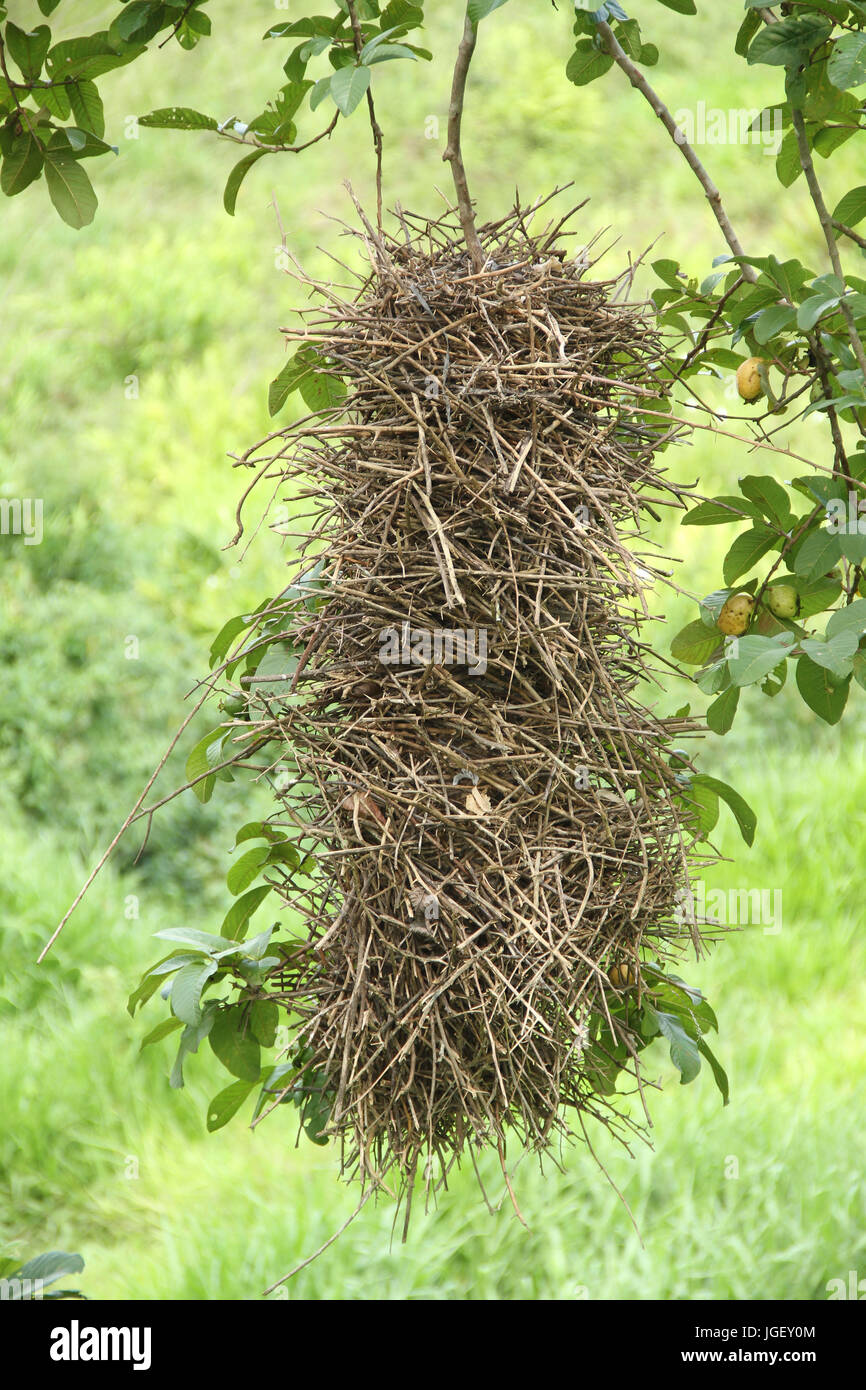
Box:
[595,21,758,284]
[791,106,866,383]
[443,9,484,272]
[346,0,384,233]
[833,218,866,252]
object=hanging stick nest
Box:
[227,196,714,1203]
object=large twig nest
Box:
[228,197,713,1202]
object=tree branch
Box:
[595,21,757,284]
[833,218,866,252]
[346,0,384,233]
[442,9,484,272]
[791,105,866,384]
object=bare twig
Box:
[442,9,484,271]
[595,21,758,283]
[38,684,215,961]
[262,1187,377,1293]
[346,0,384,232]
[833,218,866,253]
[791,106,866,383]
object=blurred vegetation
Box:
[0,0,864,1299]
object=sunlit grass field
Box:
[1,1,864,1300]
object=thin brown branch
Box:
[833,218,866,252]
[442,9,484,271]
[595,21,758,284]
[38,683,215,961]
[346,0,384,232]
[791,106,866,384]
[262,1187,376,1294]
[218,111,339,155]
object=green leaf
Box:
[680,780,719,839]
[655,0,696,12]
[381,0,425,27]
[796,654,851,723]
[47,127,115,161]
[566,40,614,87]
[68,79,105,137]
[0,132,44,197]
[698,1039,730,1106]
[670,620,722,666]
[692,774,757,847]
[793,527,843,580]
[753,304,796,344]
[365,43,423,65]
[706,686,740,735]
[264,17,340,40]
[330,64,372,116]
[748,16,832,70]
[139,106,219,131]
[694,659,728,696]
[468,0,511,20]
[775,128,803,188]
[170,960,218,1026]
[722,524,779,585]
[143,953,203,978]
[14,1251,84,1287]
[833,185,866,229]
[170,1009,216,1089]
[220,885,273,941]
[300,365,346,412]
[139,1017,184,1051]
[828,31,866,90]
[38,0,63,14]
[153,927,242,958]
[46,32,146,81]
[736,9,762,58]
[243,925,276,962]
[37,82,70,120]
[682,496,758,526]
[798,293,841,330]
[109,2,166,47]
[6,22,51,81]
[207,1078,256,1132]
[269,342,341,415]
[127,953,184,1015]
[235,820,284,847]
[250,999,279,1048]
[185,727,225,803]
[738,475,792,528]
[209,1006,262,1081]
[652,1009,702,1084]
[227,845,270,896]
[223,148,268,215]
[826,598,866,640]
[43,149,97,227]
[799,631,858,678]
[728,636,795,689]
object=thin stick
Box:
[442,9,484,271]
[38,684,214,961]
[346,0,384,232]
[595,20,757,284]
[833,218,866,253]
[791,106,866,383]
[262,1187,376,1293]
[498,1139,530,1230]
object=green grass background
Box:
[1,0,864,1300]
